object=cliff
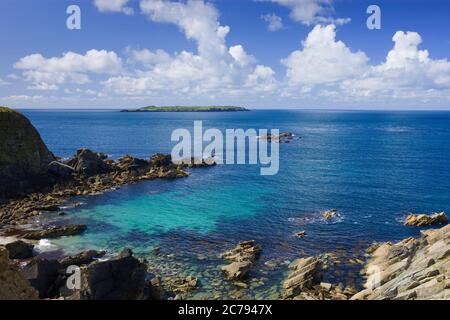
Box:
[0,107,55,202]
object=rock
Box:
[323,209,339,220]
[48,161,74,178]
[150,153,173,168]
[221,240,262,281]
[67,149,112,177]
[23,224,87,240]
[283,256,323,299]
[75,248,147,300]
[0,246,39,300]
[295,231,306,238]
[404,212,448,227]
[352,224,450,300]
[20,258,62,299]
[5,240,34,259]
[0,107,56,201]
[118,155,149,174]
[177,157,217,168]
[59,250,106,268]
[222,261,253,281]
[260,132,295,143]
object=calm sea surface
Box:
[21,109,450,299]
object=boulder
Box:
[5,240,34,259]
[323,209,339,220]
[67,149,112,177]
[283,256,323,299]
[23,224,87,240]
[48,161,74,178]
[118,155,149,173]
[76,248,147,300]
[404,212,448,227]
[20,258,62,299]
[0,107,55,201]
[59,250,106,268]
[221,240,262,281]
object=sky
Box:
[0,0,450,109]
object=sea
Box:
[20,109,450,299]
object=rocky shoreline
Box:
[1,107,449,300]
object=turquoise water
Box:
[22,109,450,298]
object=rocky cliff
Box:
[0,246,39,300]
[0,107,55,202]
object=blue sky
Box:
[0,0,449,109]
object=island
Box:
[120,106,249,112]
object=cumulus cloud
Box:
[261,13,283,31]
[265,0,350,26]
[103,0,274,99]
[282,24,369,85]
[94,0,134,15]
[14,50,123,90]
[341,31,450,99]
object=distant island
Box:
[121,106,249,112]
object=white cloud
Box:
[14,50,123,90]
[246,65,277,92]
[94,0,134,15]
[266,0,350,26]
[282,25,369,85]
[229,45,256,67]
[0,78,9,86]
[342,31,450,99]
[261,13,283,31]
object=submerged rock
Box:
[404,212,448,227]
[5,240,34,259]
[0,246,39,300]
[23,224,87,240]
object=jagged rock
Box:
[221,240,262,281]
[260,132,295,143]
[59,250,106,268]
[404,212,448,227]
[177,157,217,168]
[0,107,56,202]
[48,161,74,178]
[150,153,173,168]
[323,209,339,220]
[5,240,34,259]
[118,155,149,174]
[67,149,112,177]
[20,258,62,298]
[23,224,87,240]
[283,256,323,299]
[352,224,450,300]
[75,248,147,300]
[295,231,306,238]
[0,247,39,300]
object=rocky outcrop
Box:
[23,224,87,240]
[283,256,323,298]
[20,258,62,298]
[66,149,113,177]
[0,107,55,202]
[74,249,147,300]
[5,240,34,259]
[260,132,295,143]
[323,209,339,220]
[59,250,106,268]
[221,241,262,281]
[48,161,74,179]
[0,246,39,300]
[404,212,448,227]
[352,224,450,300]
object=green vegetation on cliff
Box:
[121,106,249,112]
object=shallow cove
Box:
[22,109,450,298]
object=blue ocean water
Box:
[21,109,450,298]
